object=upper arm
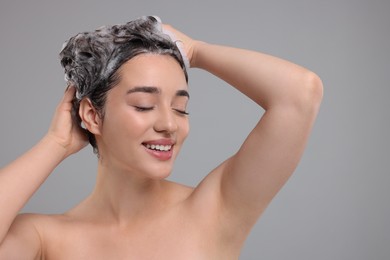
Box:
[0,214,42,260]
[191,75,323,236]
[218,78,323,224]
[187,41,323,241]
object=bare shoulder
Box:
[164,179,195,202]
[1,212,67,240]
[13,212,73,242]
[0,213,66,260]
[23,211,93,259]
[186,160,227,207]
[5,212,51,240]
[12,212,71,232]
[17,211,66,224]
[184,160,253,244]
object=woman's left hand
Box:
[162,24,197,68]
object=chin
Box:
[140,163,173,180]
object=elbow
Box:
[307,72,323,103]
[295,71,323,114]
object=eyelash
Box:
[173,109,190,115]
[134,106,189,115]
[134,106,154,112]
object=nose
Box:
[153,107,178,134]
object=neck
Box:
[87,160,171,225]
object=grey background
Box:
[0,0,389,259]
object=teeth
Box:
[145,144,172,151]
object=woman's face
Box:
[96,54,189,179]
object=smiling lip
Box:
[142,139,175,161]
[142,139,175,146]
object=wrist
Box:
[40,134,70,161]
[190,40,207,69]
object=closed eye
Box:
[134,106,154,112]
[173,108,189,115]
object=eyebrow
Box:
[127,86,160,94]
[176,89,190,99]
[127,86,190,99]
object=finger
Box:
[63,85,76,102]
[57,86,76,112]
[162,25,190,69]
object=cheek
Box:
[102,108,152,139]
[180,119,190,141]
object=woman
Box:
[0,16,323,259]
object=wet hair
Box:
[59,16,188,154]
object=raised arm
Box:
[165,25,323,231]
[196,42,322,215]
[0,86,88,257]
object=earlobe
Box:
[79,98,102,135]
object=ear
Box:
[79,98,102,135]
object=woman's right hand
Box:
[46,86,88,158]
